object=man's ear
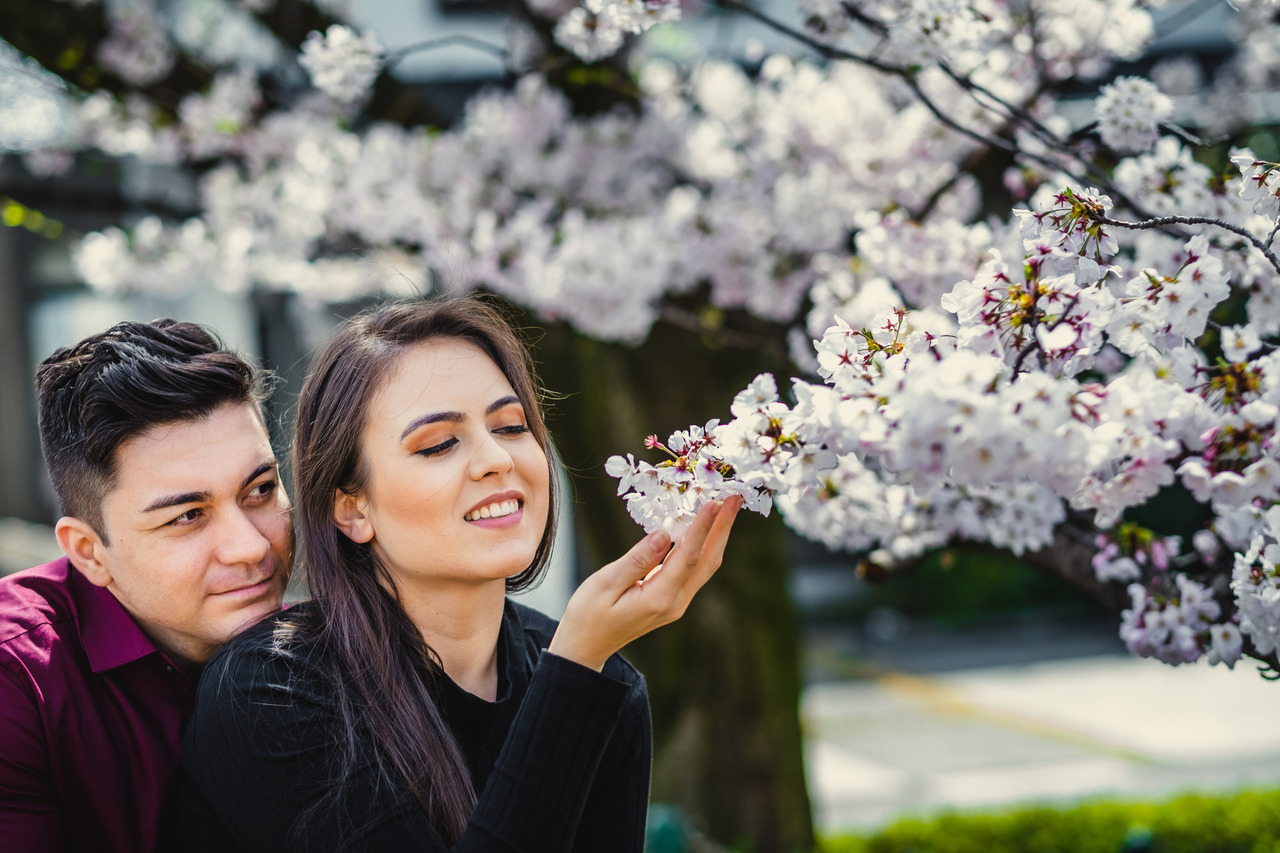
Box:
[55,517,113,588]
[333,489,375,544]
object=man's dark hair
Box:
[35,319,264,541]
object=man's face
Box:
[87,402,293,666]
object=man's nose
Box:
[214,507,273,566]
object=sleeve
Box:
[570,670,652,853]
[0,660,67,853]
[180,645,631,853]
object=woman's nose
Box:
[468,431,516,479]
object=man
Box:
[0,320,294,852]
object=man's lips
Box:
[212,563,278,597]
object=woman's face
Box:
[342,338,550,591]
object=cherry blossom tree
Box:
[4,0,1280,848]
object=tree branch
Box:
[1086,211,1280,278]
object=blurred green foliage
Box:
[803,545,1099,628]
[819,787,1280,853]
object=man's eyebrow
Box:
[242,461,278,490]
[141,490,212,514]
[140,461,278,514]
[399,395,523,441]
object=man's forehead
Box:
[107,404,276,508]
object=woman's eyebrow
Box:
[486,395,521,416]
[399,395,522,441]
[400,410,464,441]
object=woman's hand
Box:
[547,495,743,671]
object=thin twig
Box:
[1011,334,1041,377]
[901,75,1019,153]
[707,0,898,72]
[1205,318,1280,354]
[1158,121,1231,149]
[938,63,1058,146]
[710,0,1021,154]
[1087,211,1280,277]
[839,1,889,36]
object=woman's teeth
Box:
[465,499,520,522]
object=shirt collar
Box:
[67,560,162,673]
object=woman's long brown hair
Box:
[288,296,559,844]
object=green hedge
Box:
[821,788,1280,853]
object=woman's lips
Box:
[463,491,525,523]
[466,504,524,529]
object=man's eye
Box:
[168,508,203,527]
[417,437,458,457]
[247,481,278,501]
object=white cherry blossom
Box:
[299,25,383,103]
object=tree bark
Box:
[1021,523,1131,613]
[532,318,815,853]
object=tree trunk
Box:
[532,319,815,853]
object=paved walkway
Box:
[803,650,1280,833]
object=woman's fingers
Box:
[687,494,742,586]
[672,494,741,564]
[657,495,742,606]
[599,528,672,595]
[633,495,742,602]
[660,499,724,576]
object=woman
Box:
[176,297,741,852]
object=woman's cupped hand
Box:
[547,495,743,672]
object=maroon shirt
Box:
[0,557,197,853]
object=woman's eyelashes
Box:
[417,437,459,458]
[415,424,529,458]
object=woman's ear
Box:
[55,516,114,587]
[333,489,375,544]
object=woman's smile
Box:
[464,492,524,525]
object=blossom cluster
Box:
[552,0,681,62]
[607,173,1277,670]
[1231,151,1280,222]
[796,0,1153,80]
[1093,76,1173,154]
[1120,575,1242,667]
[299,25,383,103]
[97,0,176,87]
[1232,506,1280,659]
[1092,524,1181,584]
[875,0,1006,69]
[547,0,686,63]
[605,416,776,541]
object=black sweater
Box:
[175,599,651,852]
